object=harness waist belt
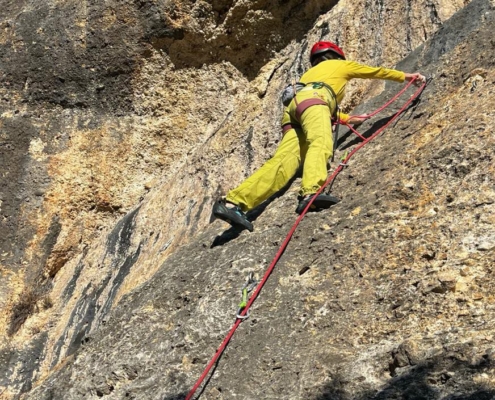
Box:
[294,81,339,122]
[295,98,328,121]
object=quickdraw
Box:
[339,150,349,167]
[236,272,258,320]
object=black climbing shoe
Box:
[212,199,254,232]
[296,194,340,215]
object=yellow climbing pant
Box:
[226,86,335,211]
[226,127,307,211]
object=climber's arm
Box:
[344,61,425,86]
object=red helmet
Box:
[310,41,346,65]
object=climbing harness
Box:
[294,81,339,122]
[281,81,306,106]
[281,81,339,122]
[281,80,341,160]
[185,76,428,400]
[236,272,258,320]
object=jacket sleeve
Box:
[344,61,405,82]
[338,112,350,124]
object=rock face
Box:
[2,0,494,399]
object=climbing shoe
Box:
[296,194,340,215]
[212,199,254,232]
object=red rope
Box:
[185,78,426,400]
[350,78,416,120]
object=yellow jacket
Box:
[281,60,405,126]
[300,59,405,104]
[299,60,406,123]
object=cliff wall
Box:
[2,0,493,399]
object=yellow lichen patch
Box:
[140,303,156,314]
[409,184,436,216]
[29,137,47,162]
[305,294,327,304]
[351,206,361,216]
[165,0,193,27]
[100,8,118,31]
[1,110,15,119]
[396,225,414,240]
[182,355,193,371]
[409,124,444,153]
[44,123,139,221]
[0,389,17,400]
[162,321,175,332]
[473,371,495,386]
[171,116,189,131]
[0,21,14,46]
[21,117,160,289]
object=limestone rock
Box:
[3,0,495,399]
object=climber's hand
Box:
[347,115,370,125]
[405,72,426,86]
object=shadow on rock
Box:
[163,394,188,400]
[149,2,339,80]
[315,351,495,400]
[337,115,395,152]
[210,226,242,248]
[337,88,426,153]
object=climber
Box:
[212,41,426,232]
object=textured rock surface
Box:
[1,0,492,399]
